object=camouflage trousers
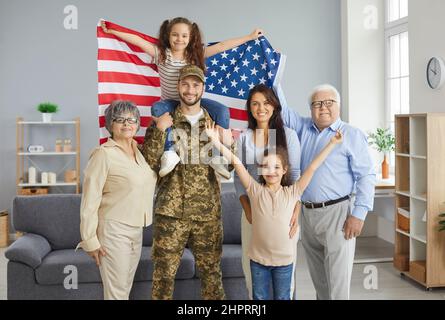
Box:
[151,214,226,300]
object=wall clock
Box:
[426,56,445,89]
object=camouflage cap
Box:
[178,65,205,83]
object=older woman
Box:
[234,84,301,299]
[77,100,159,300]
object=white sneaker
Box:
[159,151,181,177]
[209,156,231,180]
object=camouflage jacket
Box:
[141,107,236,221]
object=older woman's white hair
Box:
[104,100,141,136]
[308,84,341,107]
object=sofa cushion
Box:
[35,249,101,285]
[13,195,82,250]
[220,244,244,278]
[221,191,242,244]
[35,247,196,285]
[5,233,51,269]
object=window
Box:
[385,0,409,163]
[387,0,408,23]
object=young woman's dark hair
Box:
[258,146,292,187]
[158,17,206,71]
[246,84,288,152]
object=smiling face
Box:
[249,92,275,125]
[178,75,204,107]
[169,22,191,53]
[310,90,340,131]
[259,154,287,187]
[111,112,138,140]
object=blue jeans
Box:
[151,98,230,151]
[250,260,293,300]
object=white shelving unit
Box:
[18,121,77,125]
[394,114,445,288]
[16,117,80,194]
[17,152,77,156]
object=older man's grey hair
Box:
[308,84,341,107]
[104,100,140,136]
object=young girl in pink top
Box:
[205,121,343,300]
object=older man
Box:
[278,84,376,300]
[142,65,236,300]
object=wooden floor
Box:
[1,238,444,300]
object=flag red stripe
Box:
[98,93,160,106]
[133,136,145,144]
[98,71,160,86]
[98,48,153,67]
[229,108,248,121]
[98,33,146,53]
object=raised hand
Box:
[331,130,343,144]
[205,120,220,143]
[152,113,173,132]
[249,28,264,40]
[100,20,111,34]
[216,125,234,146]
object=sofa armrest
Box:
[5,233,51,269]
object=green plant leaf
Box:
[37,102,59,113]
[367,128,395,153]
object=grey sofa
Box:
[5,190,248,300]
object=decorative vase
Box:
[382,154,389,179]
[28,167,36,184]
[42,113,52,123]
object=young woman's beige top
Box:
[246,178,301,266]
[77,138,157,252]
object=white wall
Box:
[341,0,385,171]
[341,0,394,242]
[341,0,385,132]
[409,0,445,113]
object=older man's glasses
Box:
[113,117,138,124]
[311,100,337,109]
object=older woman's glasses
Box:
[311,100,337,109]
[113,117,138,124]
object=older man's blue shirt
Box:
[280,97,376,221]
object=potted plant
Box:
[368,128,395,179]
[37,102,59,123]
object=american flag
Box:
[97,20,286,144]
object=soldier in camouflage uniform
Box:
[141,65,236,300]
